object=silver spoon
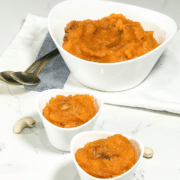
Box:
[0,58,42,86]
[11,48,60,85]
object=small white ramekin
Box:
[70,131,144,180]
[35,89,103,151]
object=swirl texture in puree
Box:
[75,134,136,178]
[63,14,160,63]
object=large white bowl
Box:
[70,131,144,180]
[48,0,177,91]
[35,89,103,151]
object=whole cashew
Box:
[14,117,36,134]
[143,147,154,158]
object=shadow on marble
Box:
[20,113,67,154]
[0,83,30,95]
[108,103,180,118]
[52,156,80,180]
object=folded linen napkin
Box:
[1,14,180,114]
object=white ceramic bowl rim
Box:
[70,131,144,180]
[48,0,177,66]
[36,89,103,132]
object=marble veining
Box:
[98,120,106,130]
[33,145,39,154]
[130,123,153,135]
[7,164,12,166]
[133,169,145,180]
[162,0,169,9]
[131,122,142,135]
[14,96,21,114]
[0,143,5,152]
[5,84,22,114]
[30,128,39,137]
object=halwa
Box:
[63,13,160,63]
[43,94,98,128]
[75,134,136,178]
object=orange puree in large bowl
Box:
[62,13,160,63]
[43,94,98,128]
[75,134,136,178]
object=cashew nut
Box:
[143,147,154,158]
[14,117,36,134]
[61,104,70,110]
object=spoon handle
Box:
[33,48,60,76]
[25,57,44,73]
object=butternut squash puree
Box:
[75,134,136,178]
[43,94,98,128]
[62,14,160,63]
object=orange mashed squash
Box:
[62,13,160,63]
[43,94,98,128]
[75,134,136,179]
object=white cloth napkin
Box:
[1,14,180,114]
[0,14,48,72]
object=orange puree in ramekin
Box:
[75,134,136,178]
[43,94,98,128]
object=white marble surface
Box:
[1,0,180,180]
[1,85,180,180]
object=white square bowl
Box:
[70,131,144,180]
[48,0,177,91]
[35,89,103,151]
